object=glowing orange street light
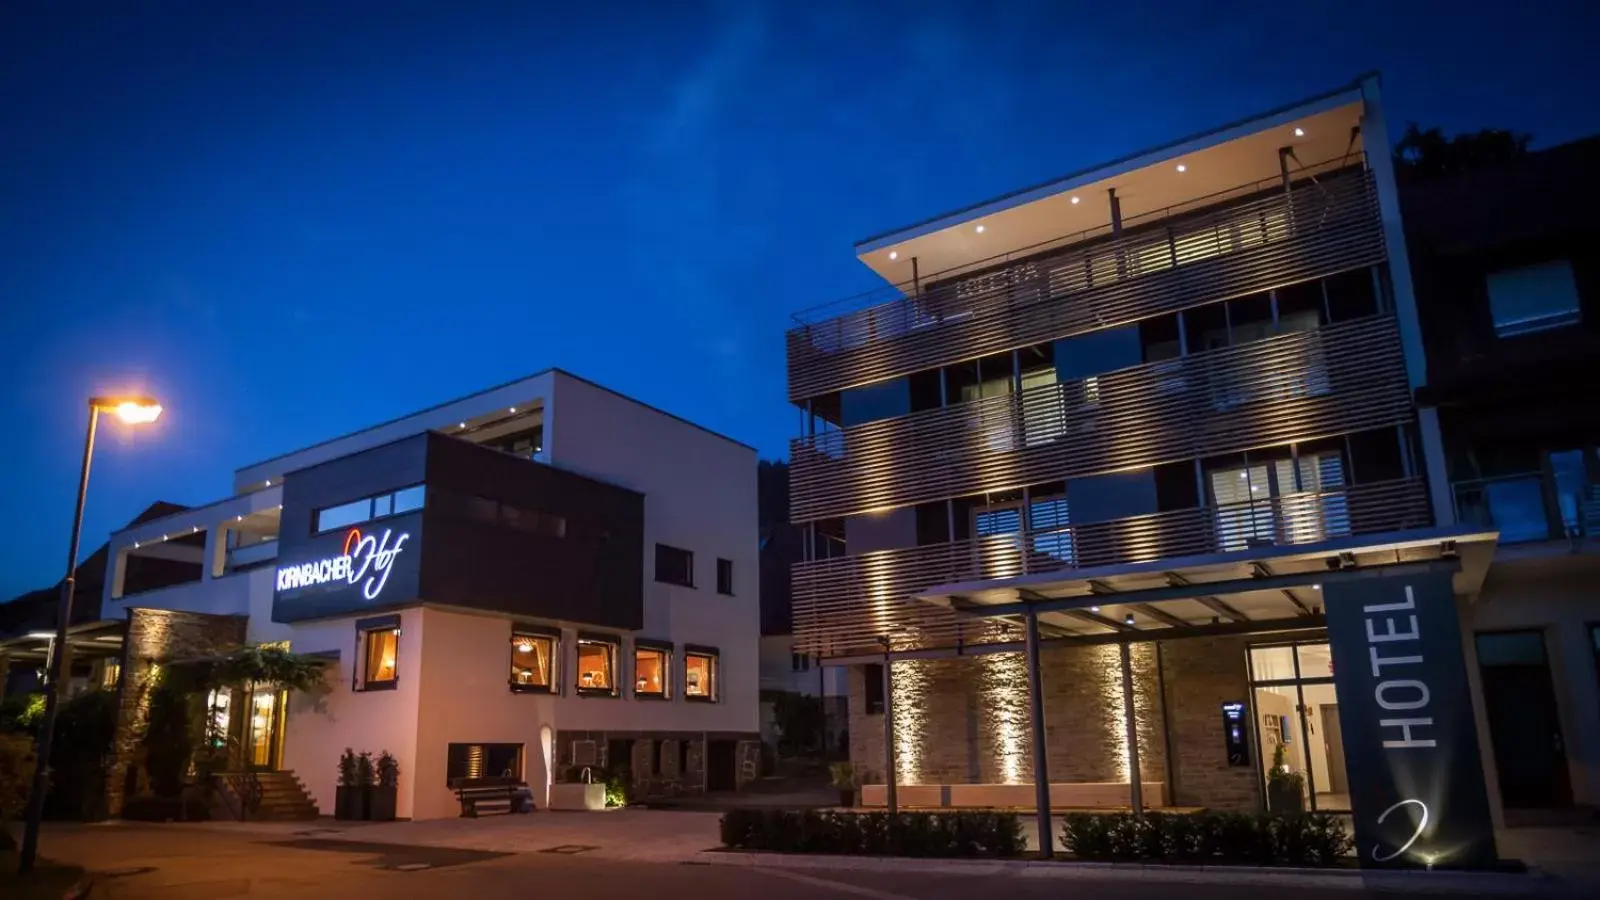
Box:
[17,394,163,875]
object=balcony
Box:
[790,477,1430,656]
[1453,469,1600,545]
[791,314,1413,522]
[787,168,1384,402]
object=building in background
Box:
[95,369,760,819]
[786,75,1522,866]
[1404,134,1600,822]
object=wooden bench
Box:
[452,776,532,817]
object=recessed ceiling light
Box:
[235,515,243,521]
[1070,196,1080,205]
[509,406,517,413]
[1294,127,1305,137]
[975,224,985,234]
[459,422,467,429]
[888,251,898,260]
[264,479,271,487]
[1090,605,1101,613]
[1176,163,1187,173]
[1124,614,1136,625]
[1313,584,1322,591]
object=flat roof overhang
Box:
[0,619,126,662]
[907,526,1497,645]
[851,81,1369,289]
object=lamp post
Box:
[17,396,161,875]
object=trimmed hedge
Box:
[721,809,1024,858]
[1060,811,1352,866]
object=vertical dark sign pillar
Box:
[1323,567,1496,868]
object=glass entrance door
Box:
[1247,640,1350,812]
[244,685,287,770]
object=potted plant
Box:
[370,751,399,821]
[830,761,856,807]
[1265,742,1306,813]
[335,748,358,820]
[356,751,376,820]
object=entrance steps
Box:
[215,770,320,820]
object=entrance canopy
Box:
[912,526,1498,643]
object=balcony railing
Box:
[787,168,1384,402]
[791,314,1412,522]
[791,477,1431,657]
[1453,471,1600,544]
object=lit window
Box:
[317,498,370,533]
[356,621,400,691]
[716,558,734,596]
[576,637,619,695]
[684,646,719,702]
[1488,260,1582,337]
[316,485,425,533]
[634,643,670,698]
[509,631,556,693]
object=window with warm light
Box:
[684,646,719,702]
[575,636,619,695]
[509,630,557,693]
[634,642,670,698]
[355,618,401,691]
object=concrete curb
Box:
[695,851,1550,894]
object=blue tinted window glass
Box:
[840,378,910,427]
[392,485,426,514]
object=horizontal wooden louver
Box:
[790,314,1412,523]
[787,172,1384,403]
[790,477,1430,658]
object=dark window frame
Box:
[683,643,719,703]
[716,558,735,596]
[633,639,672,700]
[574,633,621,697]
[655,543,695,588]
[509,626,560,694]
[353,614,401,692]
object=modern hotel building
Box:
[92,369,759,819]
[783,75,1578,866]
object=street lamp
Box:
[17,395,162,875]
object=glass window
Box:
[1487,260,1582,337]
[1249,645,1297,681]
[1476,630,1547,667]
[655,544,695,587]
[317,498,370,533]
[685,649,718,702]
[576,639,618,694]
[372,494,393,518]
[864,663,885,714]
[447,742,523,785]
[635,645,669,698]
[509,632,556,692]
[716,558,734,596]
[359,627,399,690]
[1295,643,1334,679]
[393,485,426,514]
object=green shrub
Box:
[143,679,195,798]
[1059,811,1352,867]
[0,732,38,847]
[45,689,118,821]
[719,809,1023,858]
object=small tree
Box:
[337,748,357,786]
[376,751,399,789]
[355,751,375,787]
[143,677,195,798]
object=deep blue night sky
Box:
[2,0,1598,599]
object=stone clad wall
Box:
[849,637,1261,811]
[107,608,247,816]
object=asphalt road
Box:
[26,823,1572,899]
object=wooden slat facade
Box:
[790,477,1430,657]
[787,171,1384,402]
[791,314,1413,522]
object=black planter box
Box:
[368,786,398,822]
[334,785,359,820]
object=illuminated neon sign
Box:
[276,527,410,600]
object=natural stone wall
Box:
[849,637,1260,810]
[1157,636,1261,810]
[107,609,247,816]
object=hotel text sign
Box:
[1323,569,1495,869]
[275,527,410,601]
